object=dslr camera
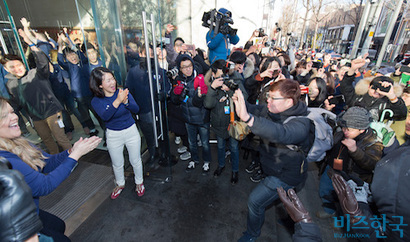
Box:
[166,67,178,80]
[222,76,239,91]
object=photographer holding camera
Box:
[204,8,239,64]
[204,59,247,184]
[340,54,407,122]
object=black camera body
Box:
[312,61,324,69]
[166,67,178,80]
[371,82,391,92]
[222,75,239,91]
[328,95,345,105]
[202,8,237,37]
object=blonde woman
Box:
[0,97,101,241]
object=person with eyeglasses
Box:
[170,54,212,174]
[233,79,313,242]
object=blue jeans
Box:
[243,176,293,239]
[216,135,239,172]
[185,123,211,163]
[319,166,336,214]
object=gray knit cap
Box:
[338,107,372,130]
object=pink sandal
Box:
[136,183,145,197]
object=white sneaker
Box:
[186,161,196,172]
[177,146,188,154]
[202,162,210,174]
[180,151,191,161]
[175,136,181,145]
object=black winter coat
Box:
[204,73,248,139]
[340,73,407,121]
[248,101,311,186]
[372,137,410,241]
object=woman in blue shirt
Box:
[90,67,144,199]
[0,97,101,241]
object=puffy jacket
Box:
[6,51,63,121]
[340,73,407,121]
[248,101,311,186]
[170,54,209,125]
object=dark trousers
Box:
[39,209,70,242]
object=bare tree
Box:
[299,0,312,49]
[278,3,296,36]
[310,0,334,50]
[344,0,364,40]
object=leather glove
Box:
[0,158,43,241]
[331,173,362,218]
[338,171,370,204]
[173,81,184,95]
[194,74,208,95]
[277,187,312,223]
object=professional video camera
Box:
[202,8,237,37]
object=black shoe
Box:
[250,169,264,183]
[213,166,225,177]
[231,172,238,184]
[90,129,99,137]
[145,161,160,172]
[245,160,260,174]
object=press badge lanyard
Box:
[224,92,230,114]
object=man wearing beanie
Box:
[316,106,383,218]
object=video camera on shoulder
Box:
[202,8,237,36]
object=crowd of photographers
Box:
[1,7,410,241]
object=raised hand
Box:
[69,136,102,161]
[20,17,30,28]
[331,173,362,218]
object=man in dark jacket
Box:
[340,56,407,122]
[171,54,211,174]
[371,111,410,241]
[317,107,383,218]
[233,79,312,241]
[204,59,247,184]
[125,45,170,167]
[3,29,72,154]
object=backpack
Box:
[284,108,336,162]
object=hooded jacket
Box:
[170,54,209,125]
[340,73,407,121]
[6,51,63,121]
[247,101,311,186]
